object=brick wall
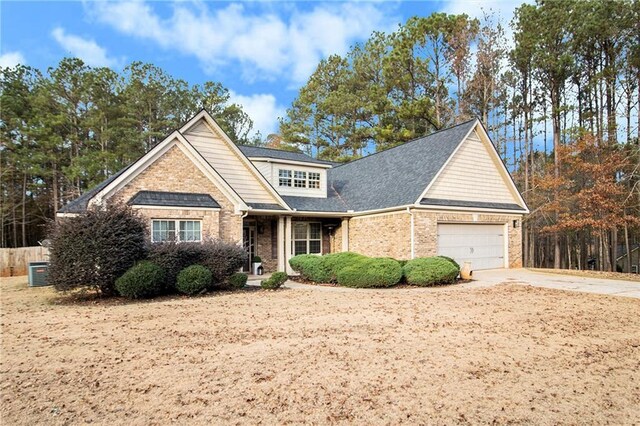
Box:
[348,212,411,259]
[253,216,278,272]
[112,145,242,243]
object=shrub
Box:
[176,265,213,295]
[48,204,147,296]
[261,272,288,289]
[289,254,331,283]
[147,242,205,292]
[322,252,368,282]
[337,258,402,288]
[115,261,165,299]
[436,255,460,270]
[403,257,460,287]
[228,272,248,289]
[252,256,262,263]
[198,238,247,286]
[148,238,246,291]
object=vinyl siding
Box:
[182,120,279,204]
[425,131,519,205]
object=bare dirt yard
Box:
[2,277,639,425]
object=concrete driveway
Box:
[472,268,640,299]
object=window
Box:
[152,220,202,242]
[279,169,322,190]
[294,171,307,188]
[292,222,322,255]
[308,172,320,189]
[279,169,292,187]
[152,220,176,242]
[179,220,201,242]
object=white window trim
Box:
[151,219,203,243]
[278,168,323,190]
[291,221,322,255]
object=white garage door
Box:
[437,224,505,270]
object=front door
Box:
[243,224,256,272]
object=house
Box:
[58,110,529,273]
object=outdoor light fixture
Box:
[257,223,265,234]
[513,220,519,228]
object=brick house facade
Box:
[59,110,528,273]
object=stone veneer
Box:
[112,144,242,243]
[252,216,278,272]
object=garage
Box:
[437,223,505,270]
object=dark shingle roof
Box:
[58,168,129,214]
[128,191,220,208]
[327,120,477,211]
[282,192,350,212]
[420,198,526,212]
[238,145,335,166]
[247,203,287,211]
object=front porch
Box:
[242,215,347,273]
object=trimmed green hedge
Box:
[436,255,460,270]
[115,261,166,299]
[403,257,459,286]
[176,265,213,295]
[261,272,288,289]
[288,254,331,283]
[227,272,248,289]
[336,257,403,288]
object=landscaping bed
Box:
[2,276,639,424]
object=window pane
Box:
[308,172,320,189]
[293,223,307,240]
[294,170,307,188]
[179,221,201,242]
[278,170,292,187]
[294,241,307,255]
[152,220,175,242]
[309,223,321,240]
[309,240,321,254]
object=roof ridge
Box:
[331,118,477,170]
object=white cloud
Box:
[52,27,121,68]
[87,1,397,83]
[229,90,286,137]
[0,51,26,68]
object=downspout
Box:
[407,207,415,259]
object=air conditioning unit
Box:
[632,265,638,274]
[28,261,50,287]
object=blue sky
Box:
[1,0,522,137]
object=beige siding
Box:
[252,160,272,181]
[183,120,279,204]
[426,131,519,204]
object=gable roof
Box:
[128,191,220,209]
[58,168,129,214]
[238,145,335,166]
[327,120,477,212]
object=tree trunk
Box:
[21,173,27,247]
[624,222,631,273]
[552,90,561,269]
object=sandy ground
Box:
[1,277,640,425]
[529,268,640,283]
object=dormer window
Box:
[278,168,322,190]
[279,169,292,187]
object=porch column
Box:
[277,216,285,272]
[284,216,293,274]
[341,217,349,252]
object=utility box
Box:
[28,261,50,287]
